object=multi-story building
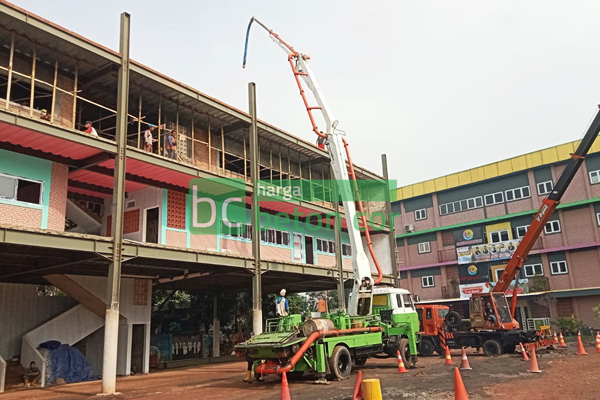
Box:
[393,140,600,330]
[0,1,393,389]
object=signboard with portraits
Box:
[456,238,521,265]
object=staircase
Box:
[2,360,26,392]
[65,199,102,235]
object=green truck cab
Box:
[235,287,420,381]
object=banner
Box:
[457,238,521,265]
[459,279,529,299]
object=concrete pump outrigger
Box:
[235,18,420,381]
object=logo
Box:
[467,264,478,276]
[463,229,474,241]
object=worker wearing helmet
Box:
[276,289,289,317]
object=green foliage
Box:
[450,277,459,287]
[552,315,583,334]
[593,303,600,321]
[169,321,182,336]
[529,275,547,293]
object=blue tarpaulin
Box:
[43,344,99,386]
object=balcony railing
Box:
[441,285,460,299]
[528,276,550,292]
[438,249,458,263]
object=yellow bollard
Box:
[361,378,383,400]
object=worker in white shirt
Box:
[83,121,99,138]
[144,124,157,153]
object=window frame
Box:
[342,243,352,257]
[0,173,44,206]
[515,225,529,239]
[597,212,600,227]
[484,191,504,206]
[421,275,435,288]
[524,263,544,277]
[550,260,568,275]
[544,220,561,234]
[589,169,600,184]
[537,181,553,196]
[489,229,510,243]
[415,208,427,221]
[418,242,431,254]
[505,186,531,202]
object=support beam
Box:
[213,293,220,358]
[102,12,130,395]
[79,63,119,89]
[332,168,345,310]
[381,154,398,288]
[50,61,58,123]
[0,141,77,166]
[29,44,36,118]
[72,64,78,129]
[5,31,14,109]
[70,152,113,173]
[249,82,262,335]
[68,179,114,195]
[88,165,188,193]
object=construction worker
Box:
[316,135,326,150]
[276,289,289,317]
[144,124,157,153]
[167,130,177,159]
[83,121,99,138]
[317,296,327,315]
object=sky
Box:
[13,0,600,187]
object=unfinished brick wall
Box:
[556,298,575,318]
[193,127,221,171]
[53,75,75,128]
[105,210,140,237]
[530,301,550,318]
[47,162,68,231]
[0,203,42,228]
[167,191,186,230]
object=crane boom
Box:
[243,18,383,315]
[494,106,600,317]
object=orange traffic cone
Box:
[519,342,530,362]
[577,330,588,355]
[454,367,469,400]
[459,347,472,370]
[352,370,363,400]
[595,333,600,354]
[559,332,567,347]
[552,331,559,344]
[527,347,541,373]
[444,345,453,365]
[281,371,291,400]
[396,351,408,373]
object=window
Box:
[494,268,505,282]
[550,260,568,275]
[342,243,352,256]
[505,186,531,202]
[467,197,484,209]
[421,276,435,288]
[590,170,600,184]
[524,263,543,277]
[415,209,427,221]
[489,229,510,243]
[0,173,43,205]
[515,225,529,239]
[418,242,431,253]
[537,181,553,196]
[484,192,504,206]
[597,213,600,226]
[317,238,335,254]
[544,220,561,234]
[439,196,483,216]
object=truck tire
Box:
[354,358,367,366]
[482,339,503,356]
[399,338,411,366]
[418,339,435,357]
[445,311,462,330]
[329,346,352,380]
[504,344,516,354]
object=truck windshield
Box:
[492,293,513,323]
[401,294,415,310]
[438,308,449,318]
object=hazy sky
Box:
[14,1,600,187]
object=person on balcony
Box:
[167,130,177,160]
[144,124,157,153]
[84,121,99,138]
[23,361,40,387]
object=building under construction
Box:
[0,1,396,392]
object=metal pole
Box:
[221,126,225,170]
[212,293,220,357]
[191,110,195,164]
[208,115,212,168]
[333,167,345,310]
[381,154,399,287]
[72,64,78,129]
[249,82,262,334]
[29,44,36,118]
[101,12,130,395]
[5,32,14,109]
[137,96,142,149]
[158,94,162,153]
[50,61,58,124]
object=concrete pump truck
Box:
[235,18,420,381]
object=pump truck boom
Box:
[235,18,420,380]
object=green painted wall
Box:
[404,195,433,213]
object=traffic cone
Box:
[454,367,469,400]
[519,342,530,362]
[577,330,588,355]
[459,347,472,370]
[552,331,559,345]
[281,371,291,400]
[527,347,541,373]
[595,333,600,354]
[559,332,567,347]
[444,345,453,365]
[352,370,363,400]
[396,351,408,373]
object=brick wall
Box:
[556,298,575,317]
[445,265,459,284]
[317,253,335,267]
[190,234,217,251]
[192,128,221,171]
[165,230,187,248]
[47,162,68,231]
[555,164,588,204]
[221,239,252,257]
[261,246,292,262]
[506,197,534,214]
[438,208,485,227]
[410,276,443,300]
[407,241,439,265]
[485,204,505,218]
[167,191,186,229]
[563,207,595,246]
[574,295,600,328]
[403,207,435,231]
[570,249,600,288]
[0,203,42,228]
[530,301,550,318]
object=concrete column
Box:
[382,154,399,287]
[249,82,262,334]
[101,12,130,395]
[212,293,220,357]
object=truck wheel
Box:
[482,339,503,356]
[445,311,462,330]
[504,344,516,354]
[399,338,411,366]
[329,346,352,380]
[354,358,367,366]
[418,339,434,357]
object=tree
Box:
[593,303,600,321]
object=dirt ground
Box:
[2,342,599,400]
